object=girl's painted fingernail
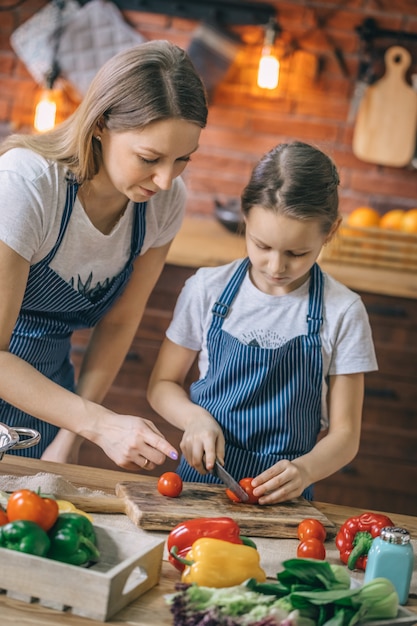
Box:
[170,451,178,460]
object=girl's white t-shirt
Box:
[0,148,186,296]
[166,260,378,428]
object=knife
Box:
[211,459,249,503]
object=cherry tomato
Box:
[225,477,258,504]
[0,509,8,526]
[297,518,327,542]
[225,488,241,503]
[157,472,183,498]
[297,537,326,560]
[7,489,59,531]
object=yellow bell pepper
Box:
[181,537,266,587]
[55,500,94,522]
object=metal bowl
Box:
[0,422,41,460]
[214,198,245,234]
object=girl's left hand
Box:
[250,459,310,504]
[179,409,224,474]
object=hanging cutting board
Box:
[116,479,336,539]
[352,46,417,167]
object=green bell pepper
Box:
[47,512,100,566]
[0,520,50,556]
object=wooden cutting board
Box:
[352,46,417,167]
[116,479,337,539]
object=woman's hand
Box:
[179,410,224,475]
[90,413,178,472]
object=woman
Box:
[148,141,377,503]
[0,40,208,470]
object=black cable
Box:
[45,0,65,88]
[0,0,29,11]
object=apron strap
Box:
[307,263,324,335]
[211,258,250,328]
[41,176,78,265]
[128,202,147,263]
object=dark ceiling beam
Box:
[110,0,276,25]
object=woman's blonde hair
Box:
[0,40,208,182]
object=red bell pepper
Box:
[167,517,256,572]
[335,511,394,571]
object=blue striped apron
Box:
[2,175,147,457]
[177,258,324,499]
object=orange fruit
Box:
[380,209,405,230]
[401,209,417,234]
[347,207,380,228]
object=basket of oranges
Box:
[321,207,417,273]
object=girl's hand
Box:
[179,410,224,474]
[251,459,310,504]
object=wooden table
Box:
[167,217,417,300]
[0,455,416,625]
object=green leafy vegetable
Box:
[165,558,400,626]
[277,559,351,592]
[165,582,304,625]
[354,578,399,622]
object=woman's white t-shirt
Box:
[0,148,186,297]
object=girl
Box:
[148,141,377,503]
[0,40,208,469]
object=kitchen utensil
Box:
[210,459,249,502]
[116,478,337,539]
[348,57,377,124]
[0,490,125,514]
[0,423,40,460]
[214,198,244,234]
[187,19,241,102]
[352,46,417,167]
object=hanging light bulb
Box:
[33,32,62,133]
[257,18,281,90]
[34,89,58,132]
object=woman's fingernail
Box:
[170,451,178,460]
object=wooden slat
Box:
[322,225,417,273]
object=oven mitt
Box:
[57,0,146,97]
[187,20,242,101]
[10,0,146,97]
[10,0,80,86]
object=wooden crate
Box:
[0,525,164,621]
[321,225,417,273]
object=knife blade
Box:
[211,459,249,503]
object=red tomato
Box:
[225,488,241,503]
[297,537,326,560]
[0,509,8,526]
[225,477,258,504]
[297,518,327,542]
[157,472,183,498]
[7,489,59,531]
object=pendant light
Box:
[33,0,64,132]
[34,81,59,133]
[257,18,281,90]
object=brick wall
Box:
[1,0,417,219]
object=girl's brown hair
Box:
[241,141,340,234]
